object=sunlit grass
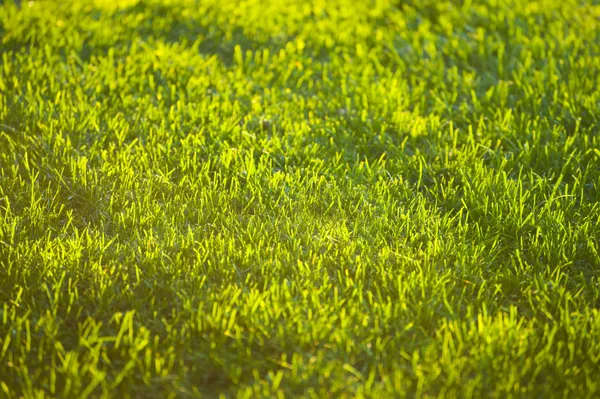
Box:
[1,0,600,397]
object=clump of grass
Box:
[1,0,600,397]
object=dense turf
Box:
[1,0,600,397]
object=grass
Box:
[1,0,600,397]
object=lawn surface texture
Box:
[1,0,600,397]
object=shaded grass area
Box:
[1,0,600,397]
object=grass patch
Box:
[1,0,600,397]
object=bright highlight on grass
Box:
[1,0,600,397]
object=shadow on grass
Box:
[94,1,295,66]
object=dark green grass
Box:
[1,0,600,397]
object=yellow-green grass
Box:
[1,0,600,397]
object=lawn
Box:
[1,0,600,397]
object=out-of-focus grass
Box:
[1,0,600,397]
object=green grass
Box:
[1,0,600,397]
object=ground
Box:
[1,0,600,397]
